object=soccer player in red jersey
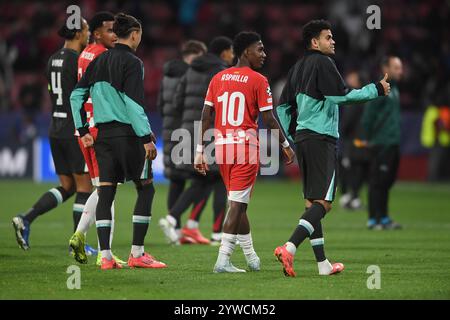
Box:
[195,32,295,273]
[68,12,125,266]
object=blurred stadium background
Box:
[0,0,449,182]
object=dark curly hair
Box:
[208,36,233,56]
[232,31,261,58]
[302,19,332,49]
[89,11,115,33]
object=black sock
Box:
[288,202,326,247]
[132,183,155,246]
[96,185,116,250]
[24,186,72,224]
[310,220,326,262]
[73,192,91,232]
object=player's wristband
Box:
[281,140,290,148]
[196,144,204,153]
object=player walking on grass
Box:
[12,18,94,252]
[68,11,126,266]
[71,13,166,270]
[275,20,390,277]
[194,31,295,273]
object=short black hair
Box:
[57,18,83,40]
[89,11,115,33]
[233,31,261,58]
[181,40,207,57]
[208,36,233,56]
[113,13,141,39]
[302,19,332,49]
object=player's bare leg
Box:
[213,200,246,273]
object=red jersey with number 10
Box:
[77,44,107,129]
[204,66,273,145]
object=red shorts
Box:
[77,127,99,186]
[216,143,259,204]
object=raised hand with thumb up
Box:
[379,73,390,96]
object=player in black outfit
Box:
[12,18,92,251]
[71,13,166,269]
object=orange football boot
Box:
[100,257,123,270]
[274,245,296,277]
[181,227,210,245]
[127,252,167,269]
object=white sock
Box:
[131,245,144,258]
[76,189,98,234]
[101,250,112,260]
[218,233,237,258]
[211,232,222,241]
[318,259,333,275]
[285,242,297,255]
[166,214,177,227]
[186,219,199,229]
[175,228,182,238]
[216,252,229,266]
[237,233,257,260]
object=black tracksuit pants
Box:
[368,145,400,222]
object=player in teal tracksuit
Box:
[274,19,390,277]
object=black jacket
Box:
[277,50,384,142]
[157,59,189,179]
[71,44,151,143]
[174,53,228,174]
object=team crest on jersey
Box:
[266,86,272,96]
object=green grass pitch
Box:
[1,179,449,299]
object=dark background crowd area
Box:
[0,0,448,145]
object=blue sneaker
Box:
[12,215,30,250]
[367,218,378,230]
[380,217,402,230]
[84,244,98,256]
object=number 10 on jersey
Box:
[218,91,245,126]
